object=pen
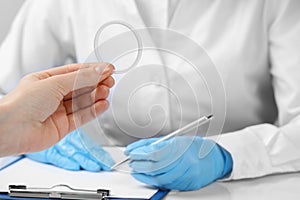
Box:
[110,114,213,170]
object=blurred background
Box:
[0,0,24,44]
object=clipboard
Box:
[0,155,169,200]
[0,184,169,200]
[0,156,23,171]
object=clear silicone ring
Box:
[94,21,142,74]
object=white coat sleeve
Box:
[0,0,75,95]
[215,0,300,180]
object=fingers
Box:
[64,86,94,101]
[46,147,80,170]
[26,148,80,170]
[125,138,160,155]
[42,63,112,77]
[128,144,173,165]
[64,85,110,114]
[42,63,88,77]
[100,76,115,88]
[47,63,114,97]
[67,100,109,130]
[127,139,173,161]
[31,64,84,81]
[67,130,115,171]
[129,155,181,176]
[64,76,114,101]
[131,162,190,190]
[72,153,101,171]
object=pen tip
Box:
[207,114,213,119]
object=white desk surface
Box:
[167,172,300,200]
[1,147,300,200]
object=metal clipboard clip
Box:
[9,184,110,200]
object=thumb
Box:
[47,63,114,97]
[125,138,159,155]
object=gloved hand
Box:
[125,136,233,191]
[26,129,115,171]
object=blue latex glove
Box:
[125,136,233,191]
[26,129,115,171]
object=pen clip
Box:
[9,184,110,200]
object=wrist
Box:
[0,98,19,157]
[217,143,233,178]
[0,98,12,131]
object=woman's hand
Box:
[0,63,114,157]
